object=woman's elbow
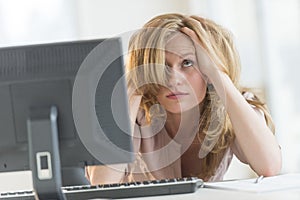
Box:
[261,153,282,177]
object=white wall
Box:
[74,0,191,39]
[256,0,300,173]
[0,0,78,47]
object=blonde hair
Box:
[126,13,274,181]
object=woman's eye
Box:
[182,59,193,67]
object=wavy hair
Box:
[126,13,274,181]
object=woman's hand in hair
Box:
[180,27,224,84]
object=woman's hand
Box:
[180,27,223,83]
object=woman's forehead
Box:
[165,32,195,55]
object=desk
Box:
[125,188,300,200]
[1,172,300,199]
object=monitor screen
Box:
[0,38,133,198]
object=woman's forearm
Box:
[210,71,282,176]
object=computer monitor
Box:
[0,38,133,199]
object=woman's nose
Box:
[167,68,184,88]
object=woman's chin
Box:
[165,104,200,114]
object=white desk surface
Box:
[126,187,300,200]
[1,172,300,199]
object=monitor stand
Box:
[27,106,66,200]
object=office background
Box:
[0,0,299,192]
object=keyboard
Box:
[0,177,203,199]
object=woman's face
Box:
[157,32,207,114]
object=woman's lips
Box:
[166,92,189,99]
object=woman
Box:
[86,13,281,184]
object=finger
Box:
[181,27,221,79]
[180,27,210,64]
[180,27,201,44]
[180,27,207,56]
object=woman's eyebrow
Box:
[181,52,195,57]
[178,47,196,56]
[176,51,196,58]
[166,49,195,57]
